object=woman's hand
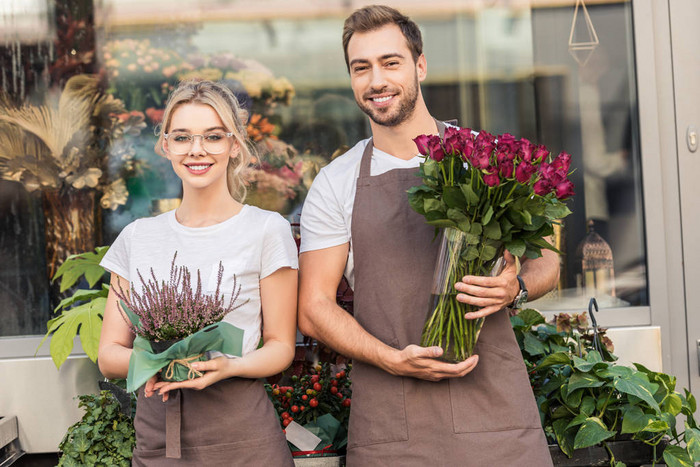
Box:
[151,356,235,397]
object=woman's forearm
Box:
[98,343,133,379]
[226,338,295,380]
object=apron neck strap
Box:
[360,118,450,179]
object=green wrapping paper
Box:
[122,301,245,393]
[290,414,347,454]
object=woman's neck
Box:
[175,185,242,227]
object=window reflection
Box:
[0,0,648,337]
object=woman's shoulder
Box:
[241,204,290,229]
[116,210,173,240]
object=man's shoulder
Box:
[318,138,370,180]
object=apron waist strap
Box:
[165,389,182,458]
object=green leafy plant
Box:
[58,390,135,467]
[513,308,700,467]
[37,246,109,368]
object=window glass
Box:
[0,0,647,337]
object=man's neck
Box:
[369,101,437,160]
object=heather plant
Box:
[114,252,245,342]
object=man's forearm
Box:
[299,296,400,373]
[519,249,560,301]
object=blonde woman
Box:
[98,79,296,466]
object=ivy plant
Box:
[513,308,700,467]
[37,246,110,368]
[58,390,135,467]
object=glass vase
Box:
[421,227,505,363]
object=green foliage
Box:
[513,309,700,467]
[38,246,110,368]
[58,390,135,467]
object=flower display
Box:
[266,362,351,456]
[114,252,244,342]
[408,127,574,361]
[115,252,246,391]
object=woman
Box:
[98,79,297,466]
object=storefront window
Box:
[0,0,646,337]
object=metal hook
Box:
[588,297,601,354]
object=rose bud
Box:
[533,178,553,196]
[414,134,432,155]
[515,162,537,184]
[483,167,500,187]
[428,139,445,162]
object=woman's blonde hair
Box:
[155,79,253,201]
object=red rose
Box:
[413,134,433,155]
[428,139,445,162]
[461,139,476,163]
[532,145,549,164]
[515,161,537,184]
[555,179,575,199]
[498,160,514,179]
[518,138,535,162]
[551,152,572,175]
[533,178,553,196]
[483,167,500,187]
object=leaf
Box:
[663,393,684,416]
[620,405,654,433]
[446,208,470,232]
[552,418,575,458]
[423,198,443,213]
[573,417,615,449]
[596,365,634,379]
[53,246,109,291]
[580,396,595,416]
[480,245,497,262]
[505,239,526,257]
[425,211,456,229]
[663,445,694,467]
[483,219,501,240]
[537,352,572,369]
[443,186,466,209]
[463,246,479,261]
[517,308,546,327]
[684,424,700,462]
[482,206,494,226]
[459,183,480,206]
[567,372,605,394]
[523,332,546,356]
[572,355,607,373]
[614,376,661,413]
[544,202,572,220]
[53,287,109,313]
[47,297,106,368]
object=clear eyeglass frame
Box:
[163,131,234,155]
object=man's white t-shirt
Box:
[101,205,299,355]
[300,138,422,288]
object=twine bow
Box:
[164,354,204,380]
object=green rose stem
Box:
[421,229,499,362]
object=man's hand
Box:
[453,250,519,319]
[384,344,479,382]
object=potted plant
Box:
[512,308,700,467]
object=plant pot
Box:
[150,339,180,354]
[549,439,667,466]
[293,455,345,467]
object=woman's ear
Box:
[230,141,240,159]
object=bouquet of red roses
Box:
[408,127,574,362]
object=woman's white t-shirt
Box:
[100,204,299,355]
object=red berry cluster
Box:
[265,363,352,428]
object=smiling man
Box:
[298,5,556,465]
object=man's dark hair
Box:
[342,5,423,70]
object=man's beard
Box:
[356,76,419,127]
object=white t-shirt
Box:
[300,138,422,288]
[101,205,299,355]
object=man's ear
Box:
[416,53,427,82]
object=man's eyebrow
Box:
[349,53,405,68]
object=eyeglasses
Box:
[163,131,234,155]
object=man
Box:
[299,5,556,465]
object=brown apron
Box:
[347,121,552,466]
[132,377,293,466]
